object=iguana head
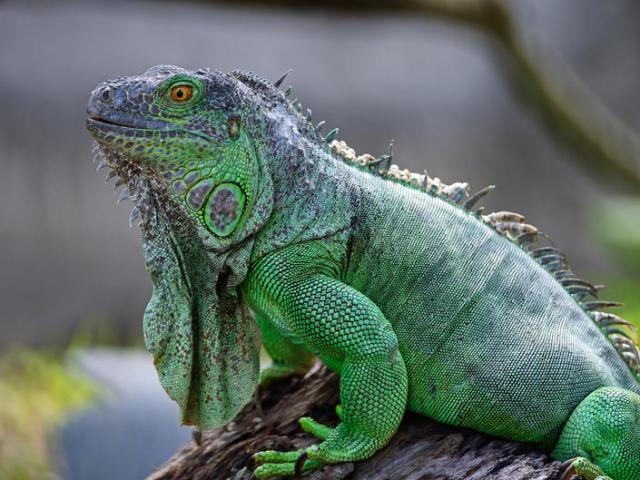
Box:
[86,65,278,429]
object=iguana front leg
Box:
[255,311,316,387]
[243,254,408,478]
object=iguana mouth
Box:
[87,115,131,128]
[86,115,172,133]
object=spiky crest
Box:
[327,138,640,377]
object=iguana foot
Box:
[560,458,612,480]
[250,417,332,479]
[250,416,378,479]
[250,447,325,478]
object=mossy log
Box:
[147,363,564,480]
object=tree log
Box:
[147,363,564,480]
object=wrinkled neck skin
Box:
[244,101,356,262]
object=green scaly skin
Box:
[86,65,640,480]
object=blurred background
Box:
[1,0,639,478]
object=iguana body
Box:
[86,66,640,480]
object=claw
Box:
[560,458,578,480]
[294,451,308,475]
[246,454,258,471]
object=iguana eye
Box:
[170,85,194,102]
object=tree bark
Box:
[147,363,564,480]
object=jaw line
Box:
[85,106,173,130]
[86,117,176,140]
[87,118,220,153]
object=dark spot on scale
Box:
[135,145,145,151]
[173,180,187,195]
[187,181,213,210]
[185,172,199,185]
[124,142,134,148]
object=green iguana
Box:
[86,65,640,480]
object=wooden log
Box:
[147,363,564,480]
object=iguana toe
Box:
[298,416,334,440]
[294,451,308,474]
[560,458,579,480]
[252,452,324,479]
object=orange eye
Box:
[170,85,194,102]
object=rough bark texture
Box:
[147,364,564,480]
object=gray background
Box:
[1,0,639,347]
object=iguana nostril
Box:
[101,88,111,102]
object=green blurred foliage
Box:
[590,196,640,274]
[588,195,640,331]
[0,350,99,480]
